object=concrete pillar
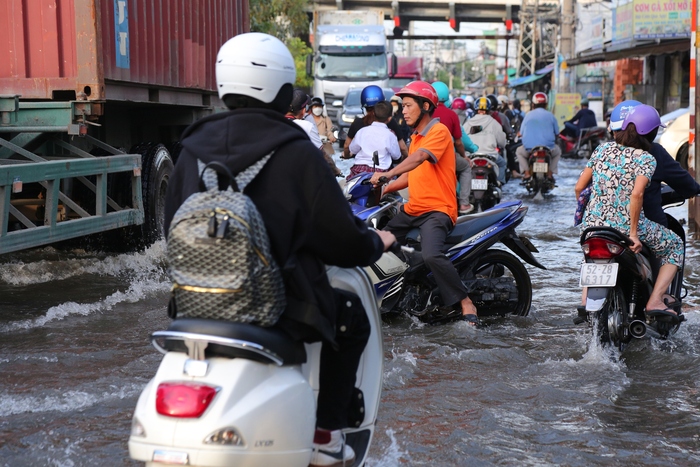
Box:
[559,0,575,93]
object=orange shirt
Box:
[404,118,458,223]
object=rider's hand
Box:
[629,235,642,253]
[369,172,383,186]
[374,230,396,251]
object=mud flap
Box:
[585,287,609,312]
[501,233,546,269]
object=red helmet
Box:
[532,92,548,105]
[396,81,438,108]
[451,98,467,111]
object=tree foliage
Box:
[249,0,312,88]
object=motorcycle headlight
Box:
[341,113,355,123]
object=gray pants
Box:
[516,145,561,174]
[456,154,472,206]
[385,209,469,307]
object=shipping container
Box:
[0,0,248,101]
[0,0,249,254]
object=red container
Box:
[0,0,249,100]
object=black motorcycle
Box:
[468,153,502,212]
[576,186,687,350]
[522,146,555,197]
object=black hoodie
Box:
[163,108,384,344]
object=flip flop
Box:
[645,308,680,324]
[461,313,479,327]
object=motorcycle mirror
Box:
[373,150,380,168]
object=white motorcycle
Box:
[129,266,383,467]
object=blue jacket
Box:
[643,143,700,227]
[568,108,597,129]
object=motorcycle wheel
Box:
[596,285,627,351]
[461,249,532,317]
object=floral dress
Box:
[582,142,683,267]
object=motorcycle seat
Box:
[159,318,307,366]
[404,208,511,248]
[447,208,511,245]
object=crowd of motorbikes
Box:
[126,121,692,467]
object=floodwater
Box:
[2,155,700,466]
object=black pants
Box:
[385,208,469,307]
[316,289,370,430]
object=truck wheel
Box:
[131,143,174,246]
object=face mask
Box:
[392,104,399,114]
[312,107,323,116]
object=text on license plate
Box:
[471,178,489,190]
[579,263,618,287]
[153,450,189,465]
[533,162,548,173]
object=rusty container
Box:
[0,0,249,101]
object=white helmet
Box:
[497,95,509,105]
[464,95,475,104]
[216,33,296,103]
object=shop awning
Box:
[508,72,547,87]
[568,39,689,66]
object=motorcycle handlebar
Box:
[389,242,415,256]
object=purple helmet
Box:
[621,104,665,135]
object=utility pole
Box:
[559,0,575,92]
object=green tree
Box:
[249,0,313,89]
[286,37,314,90]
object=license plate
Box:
[471,178,488,190]
[579,263,618,287]
[153,450,189,465]
[533,162,548,173]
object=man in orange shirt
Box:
[369,81,478,325]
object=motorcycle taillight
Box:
[472,158,489,167]
[156,382,218,418]
[534,150,547,157]
[581,237,624,259]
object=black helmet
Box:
[310,96,324,107]
[486,94,499,111]
[290,89,310,113]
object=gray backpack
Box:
[166,154,285,326]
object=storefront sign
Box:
[554,93,582,127]
[613,1,635,45]
[612,0,691,43]
[633,0,692,39]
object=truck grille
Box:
[324,93,344,121]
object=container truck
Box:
[388,57,424,92]
[0,0,248,254]
[307,10,396,123]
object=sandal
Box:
[461,313,479,327]
[645,308,679,324]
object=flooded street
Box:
[2,155,700,466]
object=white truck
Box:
[307,10,395,124]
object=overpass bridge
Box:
[311,0,522,28]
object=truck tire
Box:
[132,143,174,246]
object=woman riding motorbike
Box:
[575,105,683,319]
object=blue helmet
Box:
[361,85,385,108]
[609,100,641,131]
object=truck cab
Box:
[309,25,394,122]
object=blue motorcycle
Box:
[343,172,547,324]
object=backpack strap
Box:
[197,152,274,193]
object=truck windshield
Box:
[316,53,388,80]
[387,78,413,89]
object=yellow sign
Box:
[554,93,582,128]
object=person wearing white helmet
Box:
[162,32,396,467]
